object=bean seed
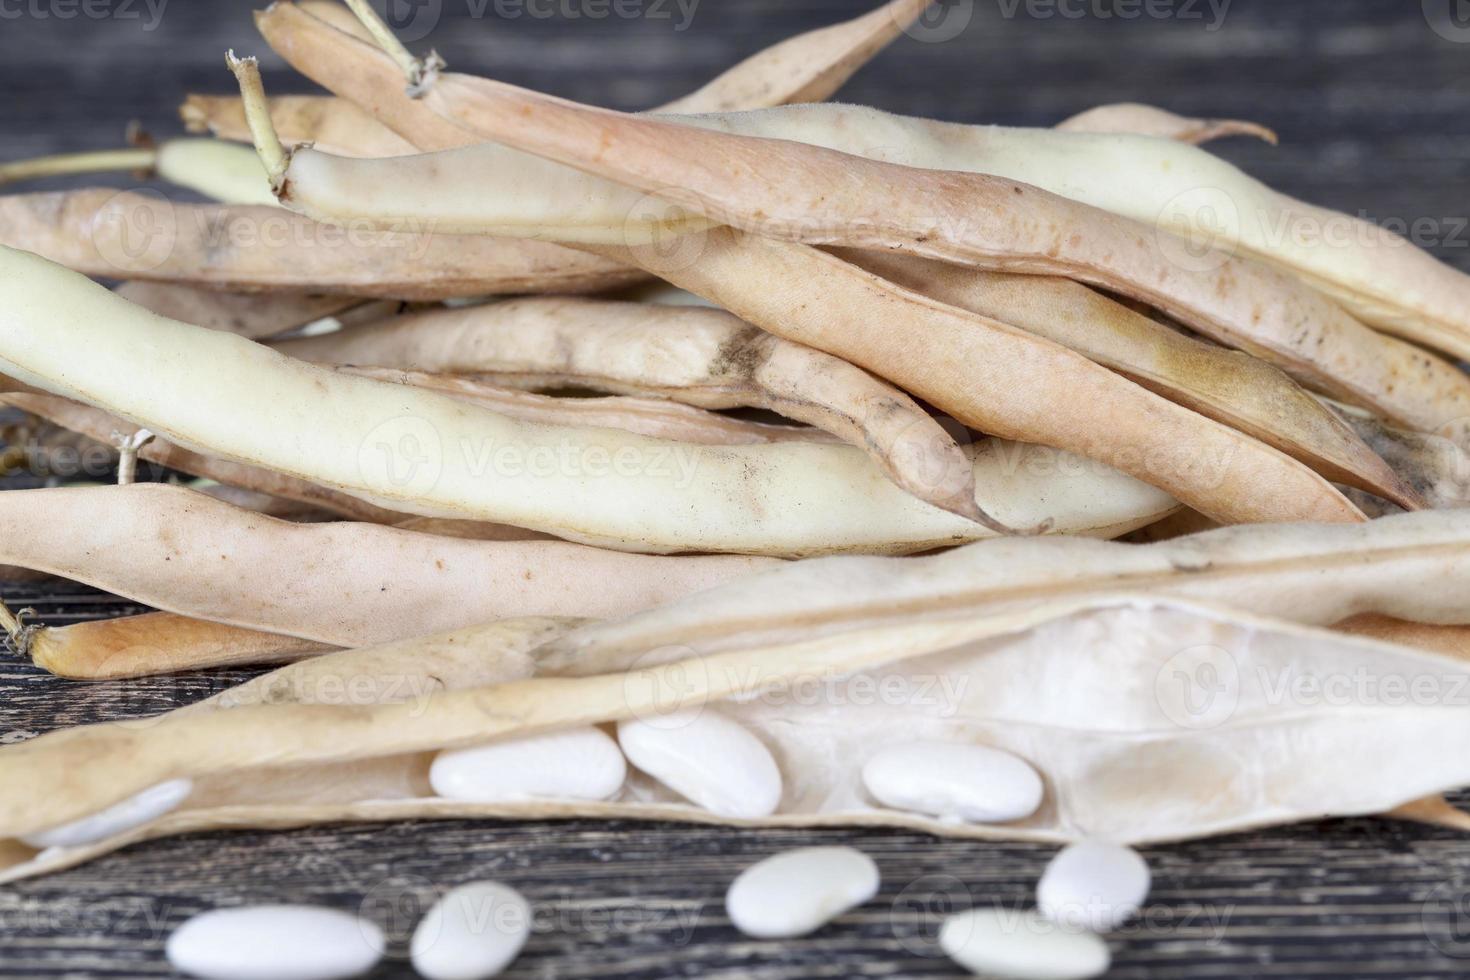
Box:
[617,709,782,819]
[940,909,1110,980]
[726,846,879,939]
[21,778,192,849]
[430,727,627,803]
[411,881,531,980]
[166,905,383,980]
[862,741,1043,823]
[1037,840,1150,932]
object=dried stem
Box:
[1055,103,1280,146]
[114,428,155,486]
[225,51,289,190]
[340,0,444,96]
[0,599,20,639]
[0,599,40,658]
[0,149,157,187]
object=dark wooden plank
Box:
[5,0,1470,976]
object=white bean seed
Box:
[1037,840,1150,932]
[166,905,384,980]
[940,909,1110,980]
[411,881,532,980]
[726,846,879,939]
[429,727,626,803]
[616,709,782,819]
[862,741,1043,823]
[21,778,193,849]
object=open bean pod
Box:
[2,596,1467,884]
[537,506,1470,671]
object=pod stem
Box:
[341,0,444,97]
[0,148,158,188]
[114,428,155,486]
[0,598,40,658]
[225,51,290,193]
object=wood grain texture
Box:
[5,0,1470,976]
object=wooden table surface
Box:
[5,1,1470,976]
